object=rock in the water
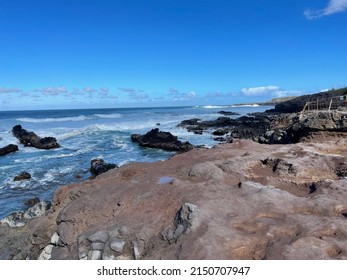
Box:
[218,111,240,116]
[12,125,60,149]
[0,144,18,156]
[90,159,118,177]
[131,128,194,152]
[14,172,31,181]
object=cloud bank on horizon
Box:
[305,0,347,19]
[0,84,307,110]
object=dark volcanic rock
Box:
[273,87,347,113]
[258,129,290,144]
[14,172,31,181]
[25,197,40,207]
[213,136,233,143]
[179,114,272,141]
[131,128,194,152]
[178,118,201,126]
[261,158,295,175]
[0,144,18,156]
[90,159,118,177]
[12,125,60,149]
[218,111,240,116]
[287,111,347,143]
[212,129,228,136]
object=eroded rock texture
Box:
[12,125,60,149]
[1,140,346,260]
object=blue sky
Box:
[0,0,346,110]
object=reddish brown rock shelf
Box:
[1,140,346,260]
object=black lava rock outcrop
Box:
[12,125,60,149]
[178,114,272,141]
[131,128,194,152]
[0,144,18,156]
[218,111,240,116]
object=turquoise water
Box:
[0,105,272,218]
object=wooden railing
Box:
[302,95,347,112]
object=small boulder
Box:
[87,230,109,243]
[109,237,126,253]
[14,172,31,181]
[218,111,240,116]
[0,144,19,156]
[90,159,118,177]
[24,197,40,207]
[212,129,228,136]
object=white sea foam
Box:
[16,113,122,123]
[94,113,122,119]
[0,132,18,146]
[231,104,260,107]
[197,105,232,109]
[16,115,91,123]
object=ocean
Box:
[0,105,272,219]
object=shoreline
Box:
[1,132,347,259]
[1,96,347,259]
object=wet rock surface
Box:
[0,144,18,156]
[13,172,32,181]
[1,139,347,260]
[12,125,60,149]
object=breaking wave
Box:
[16,113,122,123]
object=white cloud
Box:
[241,85,280,96]
[34,86,68,96]
[171,88,197,100]
[0,87,22,94]
[118,87,148,101]
[206,91,224,98]
[169,87,179,94]
[118,87,137,94]
[305,0,347,19]
[186,91,196,98]
[241,86,302,98]
[99,87,109,95]
[169,88,198,101]
[83,87,97,93]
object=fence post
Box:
[328,99,333,111]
